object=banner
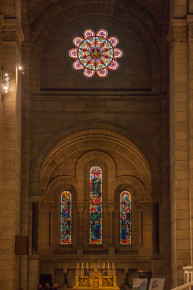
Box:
[148,278,165,290]
[133,278,148,290]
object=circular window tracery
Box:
[69,29,123,78]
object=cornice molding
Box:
[0,16,24,48]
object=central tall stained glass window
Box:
[89,166,102,244]
[69,29,123,78]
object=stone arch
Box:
[39,131,151,192]
[30,0,159,41]
[30,122,160,199]
[42,175,78,202]
[29,0,162,91]
[114,175,147,202]
[74,150,116,203]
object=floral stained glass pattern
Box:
[90,166,102,244]
[60,191,72,245]
[69,29,123,77]
[120,191,131,245]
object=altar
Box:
[73,267,120,290]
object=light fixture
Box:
[1,67,10,96]
[18,65,22,71]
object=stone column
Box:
[168,20,190,287]
[187,16,193,268]
[107,204,115,246]
[77,203,84,251]
[0,16,23,290]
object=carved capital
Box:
[107,204,115,213]
[0,17,24,48]
[77,203,84,213]
[167,25,187,44]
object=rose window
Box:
[69,29,123,78]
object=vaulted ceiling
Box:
[25,0,169,26]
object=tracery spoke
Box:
[99,38,107,48]
[78,47,90,53]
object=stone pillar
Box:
[107,204,115,246]
[187,16,193,269]
[77,203,84,248]
[28,259,39,290]
[0,16,23,290]
[168,19,190,287]
[20,92,31,290]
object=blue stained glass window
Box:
[120,191,131,245]
[89,166,102,244]
[60,191,72,245]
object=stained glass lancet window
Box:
[69,29,123,78]
[120,191,131,245]
[90,166,102,244]
[60,191,72,245]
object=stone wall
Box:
[0,0,172,289]
[21,1,171,288]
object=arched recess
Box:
[29,0,162,91]
[39,130,152,197]
[75,150,116,204]
[39,178,78,249]
[36,127,157,251]
[113,175,149,250]
[30,122,161,198]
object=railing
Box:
[172,281,193,290]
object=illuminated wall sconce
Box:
[17,63,24,75]
[1,67,10,96]
[18,65,22,71]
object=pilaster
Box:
[187,15,193,269]
[0,16,23,290]
[168,18,190,287]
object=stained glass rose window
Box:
[69,29,123,77]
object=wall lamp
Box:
[1,67,9,96]
[18,65,23,72]
[17,63,24,74]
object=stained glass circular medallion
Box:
[69,29,123,78]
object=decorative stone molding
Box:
[76,203,84,213]
[107,204,115,213]
[168,19,193,44]
[0,16,24,48]
[183,266,193,284]
[167,25,187,44]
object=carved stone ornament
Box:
[167,25,187,44]
[168,22,193,44]
[0,18,24,48]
